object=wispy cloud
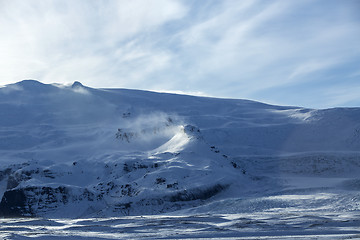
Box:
[0,0,359,108]
[0,0,186,85]
[288,59,340,80]
[321,84,360,108]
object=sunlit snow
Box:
[0,80,359,239]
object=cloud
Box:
[166,0,360,107]
[0,0,187,85]
[149,89,210,98]
[321,84,360,107]
[288,59,340,80]
[0,0,359,108]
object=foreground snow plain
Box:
[1,210,360,239]
[0,80,359,239]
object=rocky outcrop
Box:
[0,185,99,217]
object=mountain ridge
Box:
[0,80,359,217]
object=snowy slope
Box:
[0,80,359,218]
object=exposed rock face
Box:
[0,185,99,217]
[0,189,27,217]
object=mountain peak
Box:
[10,79,52,92]
[17,79,44,86]
[72,81,84,88]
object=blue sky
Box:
[0,0,359,108]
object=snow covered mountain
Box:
[0,80,359,218]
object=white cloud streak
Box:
[0,0,359,108]
[0,0,186,85]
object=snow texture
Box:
[0,80,359,239]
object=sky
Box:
[0,0,359,108]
